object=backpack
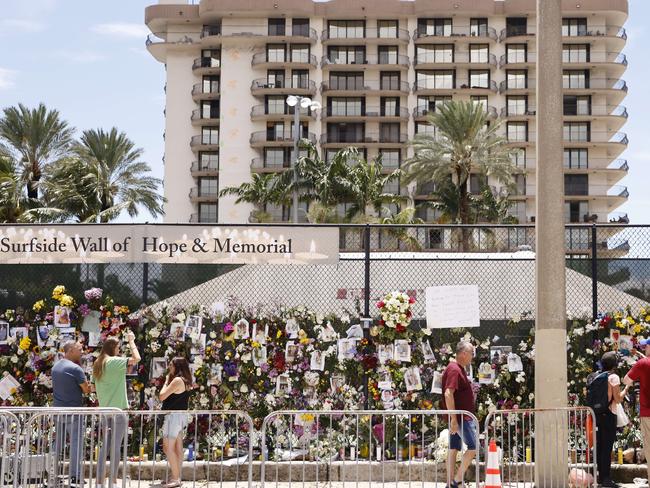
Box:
[586,371,610,415]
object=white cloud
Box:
[91,23,149,39]
[0,68,18,90]
[54,50,105,64]
[0,18,45,33]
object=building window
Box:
[330,72,364,90]
[382,177,400,195]
[417,96,451,115]
[291,70,309,89]
[565,174,588,196]
[266,95,286,115]
[511,148,526,168]
[563,70,589,89]
[507,96,528,115]
[417,18,452,37]
[268,18,286,36]
[416,70,455,89]
[290,44,310,63]
[200,100,220,119]
[507,122,528,142]
[201,127,219,144]
[381,97,399,117]
[562,18,587,37]
[199,177,219,197]
[468,70,490,88]
[563,95,591,116]
[379,149,400,169]
[201,49,220,67]
[328,46,365,64]
[198,203,218,222]
[329,97,364,116]
[328,20,365,39]
[470,18,488,36]
[266,44,286,62]
[380,72,401,90]
[202,23,221,37]
[471,96,488,112]
[507,202,526,223]
[378,20,398,38]
[327,123,364,143]
[469,44,489,63]
[563,44,590,63]
[506,44,527,63]
[563,122,590,142]
[292,18,310,37]
[506,70,528,89]
[513,174,526,195]
[565,201,589,223]
[469,174,487,194]
[199,152,219,170]
[266,69,285,88]
[202,75,219,93]
[264,148,288,168]
[416,44,453,64]
[415,121,436,136]
[380,123,400,143]
[505,17,527,37]
[378,45,399,64]
[265,203,290,222]
[564,149,588,169]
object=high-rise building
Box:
[145,0,629,225]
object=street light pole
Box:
[291,102,301,224]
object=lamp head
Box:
[286,95,298,107]
[309,101,322,111]
[299,97,312,109]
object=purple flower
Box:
[224,322,234,333]
[84,287,103,301]
[223,361,237,377]
[78,304,91,317]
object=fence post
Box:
[591,224,598,322]
[363,224,371,408]
[142,262,149,305]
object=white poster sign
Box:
[425,285,480,329]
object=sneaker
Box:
[68,477,82,488]
[600,479,620,488]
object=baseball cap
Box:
[638,338,650,347]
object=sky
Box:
[0,0,648,224]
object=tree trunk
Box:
[458,178,471,252]
[28,162,41,200]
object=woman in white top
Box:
[597,351,630,488]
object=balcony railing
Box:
[220,25,317,41]
[190,161,219,173]
[416,105,496,118]
[513,158,629,172]
[321,80,410,93]
[190,135,219,146]
[250,131,317,144]
[499,53,537,67]
[323,106,410,118]
[251,158,291,170]
[320,132,408,145]
[501,78,628,92]
[250,78,316,91]
[250,105,315,118]
[413,80,498,92]
[321,54,410,67]
[500,105,627,118]
[499,79,536,92]
[189,188,219,199]
[500,25,627,41]
[252,53,317,66]
[192,83,220,97]
[506,132,629,145]
[414,26,498,41]
[565,185,629,198]
[414,52,497,66]
[192,57,221,70]
[201,25,222,38]
[191,109,220,121]
[322,28,410,42]
[562,52,628,65]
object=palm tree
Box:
[380,204,424,251]
[404,101,517,225]
[0,103,74,199]
[473,186,517,224]
[0,152,33,223]
[219,172,285,223]
[39,128,164,222]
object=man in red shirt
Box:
[624,339,650,482]
[441,340,477,488]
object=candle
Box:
[376,446,382,461]
[618,448,623,465]
[525,447,532,463]
[349,447,356,460]
[139,445,145,460]
[94,446,99,462]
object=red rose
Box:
[273,351,286,372]
[396,324,407,333]
[23,372,35,383]
[362,355,378,370]
[409,296,416,304]
[377,301,385,309]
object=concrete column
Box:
[535,0,568,485]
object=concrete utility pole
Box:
[535,0,569,485]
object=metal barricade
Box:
[0,410,20,488]
[126,410,254,488]
[260,409,480,488]
[483,407,597,488]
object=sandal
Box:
[163,481,181,488]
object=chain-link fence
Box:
[0,224,647,342]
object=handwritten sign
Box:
[425,285,480,329]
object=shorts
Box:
[162,413,189,439]
[449,418,478,451]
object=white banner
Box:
[425,285,480,329]
[0,225,339,265]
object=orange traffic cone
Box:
[485,439,503,488]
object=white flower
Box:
[149,328,160,339]
[199,394,209,406]
[175,312,186,323]
[210,331,217,339]
[193,356,204,368]
[240,384,249,393]
[265,394,276,407]
[10,356,18,363]
[17,349,23,356]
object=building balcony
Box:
[501,105,628,123]
[506,131,628,152]
[251,158,291,173]
[414,52,497,68]
[191,109,220,127]
[250,78,317,96]
[515,158,629,180]
[192,83,220,101]
[320,132,408,148]
[321,80,410,95]
[413,26,498,42]
[565,185,629,200]
[189,213,219,223]
[498,53,537,68]
[320,54,409,70]
[500,25,627,44]
[322,106,409,122]
[321,28,410,44]
[500,52,628,71]
[200,25,222,47]
[250,105,317,121]
[189,187,219,203]
[499,79,536,94]
[250,131,316,147]
[190,161,219,177]
[500,78,628,103]
[145,32,201,62]
[219,25,317,43]
[252,53,317,69]
[415,105,497,120]
[498,26,536,42]
[413,79,498,95]
[192,57,221,75]
[190,135,220,151]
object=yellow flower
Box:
[251,341,260,349]
[301,413,315,422]
[119,306,130,315]
[276,330,282,339]
[32,300,45,312]
[19,337,31,351]
[52,285,66,300]
[300,338,309,345]
[59,295,75,307]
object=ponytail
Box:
[93,337,119,381]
